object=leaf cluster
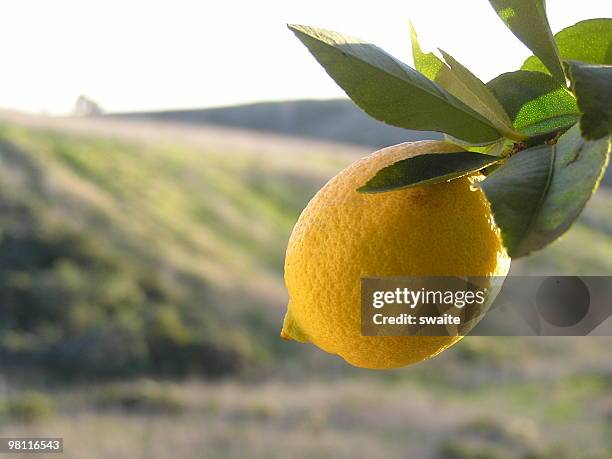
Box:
[289,3,611,257]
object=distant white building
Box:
[72,95,103,116]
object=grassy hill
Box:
[109,99,439,148]
[0,114,610,379]
[0,115,367,377]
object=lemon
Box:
[281,141,510,369]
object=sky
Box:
[0,0,609,115]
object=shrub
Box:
[0,391,55,424]
[95,381,185,414]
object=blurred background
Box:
[0,1,610,458]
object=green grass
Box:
[0,376,609,459]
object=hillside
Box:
[109,99,439,148]
[0,113,366,377]
[0,112,610,379]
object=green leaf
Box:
[443,134,511,157]
[410,22,444,81]
[358,151,501,193]
[487,71,579,136]
[288,24,501,144]
[488,0,565,85]
[481,125,610,258]
[565,61,612,140]
[523,18,612,73]
[437,50,522,140]
[410,24,523,140]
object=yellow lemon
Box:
[281,141,510,369]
